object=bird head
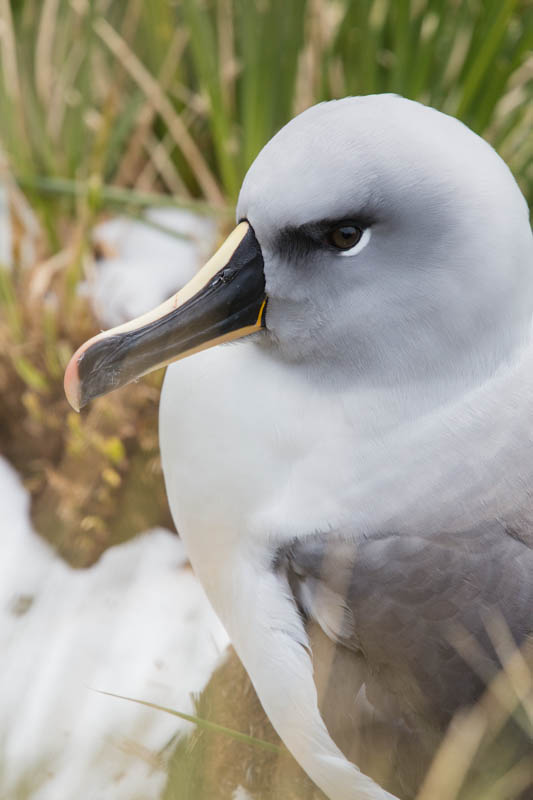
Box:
[65,95,533,411]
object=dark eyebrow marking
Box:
[272,213,378,259]
[274,225,322,259]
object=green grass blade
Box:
[15,175,231,218]
[93,688,284,755]
[181,0,241,199]
[456,0,519,120]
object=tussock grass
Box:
[0,0,531,227]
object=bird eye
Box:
[327,224,363,251]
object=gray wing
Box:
[283,521,533,724]
[279,522,533,797]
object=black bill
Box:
[64,221,266,411]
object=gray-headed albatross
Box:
[65,95,533,800]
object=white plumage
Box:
[67,95,533,800]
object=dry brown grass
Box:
[0,219,173,566]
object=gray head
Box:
[66,95,533,414]
[238,95,533,390]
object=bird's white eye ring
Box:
[336,226,371,257]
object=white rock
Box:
[89,208,218,328]
[233,787,255,800]
[0,456,229,800]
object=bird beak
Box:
[64,221,266,411]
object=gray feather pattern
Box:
[278,522,533,796]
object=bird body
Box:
[160,345,384,799]
[65,95,533,799]
[159,293,533,799]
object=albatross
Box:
[64,95,533,800]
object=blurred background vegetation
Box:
[0,0,531,567]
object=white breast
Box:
[159,341,358,578]
[159,332,533,621]
[159,341,398,800]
